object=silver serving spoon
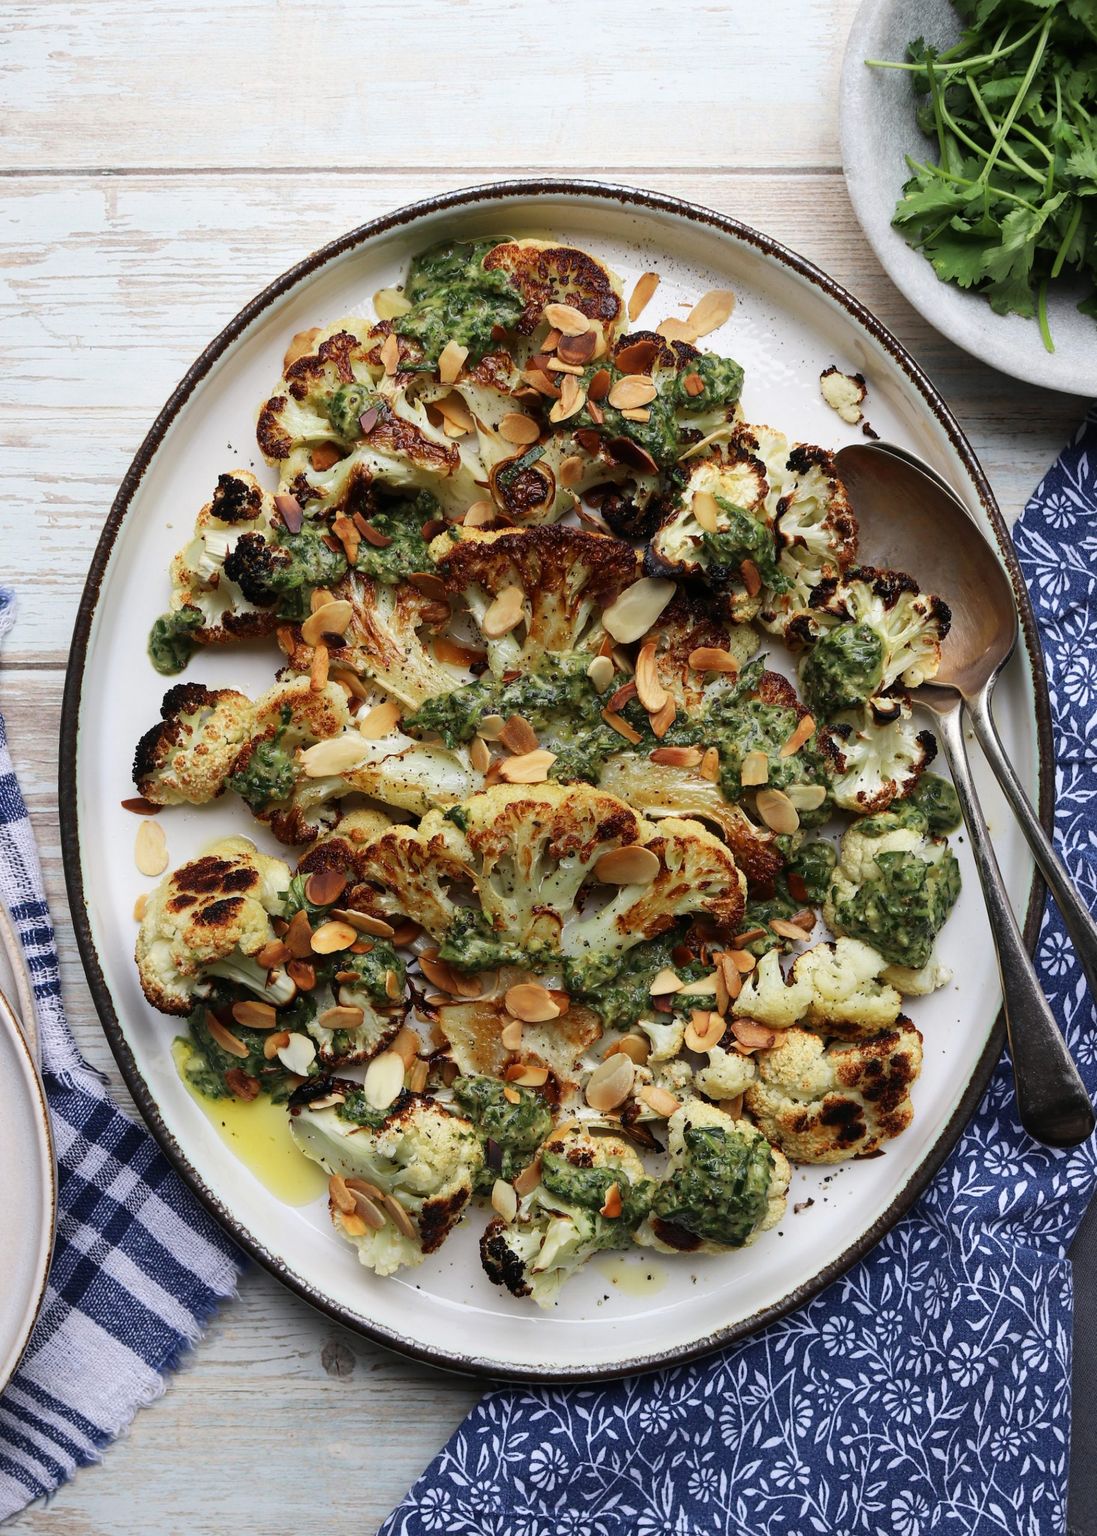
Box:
[835,441,1094,1148]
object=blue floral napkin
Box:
[0,590,245,1523]
[380,410,1097,1536]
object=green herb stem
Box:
[1036,275,1054,354]
[977,16,1052,188]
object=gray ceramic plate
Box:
[841,0,1097,396]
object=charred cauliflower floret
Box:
[291,1088,483,1275]
[828,697,937,815]
[636,1100,789,1254]
[221,521,348,622]
[825,807,961,974]
[733,938,904,1037]
[480,1127,653,1307]
[135,836,291,1015]
[133,683,255,805]
[149,471,282,673]
[759,444,859,636]
[429,525,637,675]
[225,677,353,844]
[257,318,387,463]
[694,1045,759,1102]
[481,239,625,342]
[353,814,474,938]
[639,588,759,716]
[745,1021,923,1163]
[799,566,952,715]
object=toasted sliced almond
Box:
[463,499,498,528]
[585,1053,635,1112]
[602,577,676,644]
[506,1063,550,1087]
[264,1029,291,1060]
[303,869,348,908]
[634,641,669,714]
[649,967,683,995]
[628,271,660,322]
[650,745,702,768]
[639,1085,681,1117]
[688,647,739,678]
[699,746,721,782]
[676,972,719,997]
[311,438,342,471]
[594,845,660,885]
[780,715,816,757]
[499,714,539,755]
[600,1182,623,1219]
[649,697,676,738]
[363,1050,405,1110]
[730,1018,777,1051]
[656,316,696,344]
[514,1156,542,1196]
[301,599,354,647]
[717,952,744,1001]
[756,787,800,835]
[470,735,492,774]
[498,412,540,446]
[727,948,757,974]
[373,286,412,320]
[358,699,402,740]
[492,1179,519,1223]
[682,372,705,398]
[332,908,395,938]
[786,783,828,812]
[353,1191,388,1231]
[284,326,321,369]
[311,919,358,955]
[231,999,278,1031]
[477,713,507,741]
[300,733,367,778]
[740,558,762,598]
[770,917,813,943]
[287,958,316,990]
[543,302,590,335]
[502,1085,521,1104]
[132,892,148,921]
[608,374,657,410]
[329,1173,356,1215]
[434,393,475,437]
[284,909,313,958]
[686,289,735,337]
[559,453,586,487]
[481,584,525,639]
[383,1194,416,1240]
[134,820,168,877]
[316,1005,367,1035]
[206,1013,249,1058]
[407,1058,430,1093]
[379,332,401,375]
[741,749,770,787]
[276,1031,317,1077]
[387,1025,419,1070]
[685,1009,725,1052]
[437,339,469,385]
[500,1017,524,1052]
[587,654,615,692]
[418,954,462,994]
[339,1211,368,1237]
[692,491,720,533]
[548,372,586,423]
[504,982,561,1023]
[602,708,643,745]
[498,748,556,784]
[557,329,599,366]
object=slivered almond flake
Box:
[559,454,586,487]
[386,1194,419,1241]
[602,577,676,644]
[231,999,278,1031]
[332,908,395,938]
[359,699,403,740]
[741,749,769,787]
[716,952,743,1002]
[726,948,757,975]
[685,1010,725,1053]
[676,973,719,997]
[310,642,329,692]
[714,962,730,1013]
[226,1069,261,1101]
[329,1173,356,1215]
[284,326,321,369]
[587,654,615,692]
[407,1059,430,1093]
[686,288,735,337]
[331,666,369,701]
[288,959,316,990]
[587,367,612,402]
[470,735,492,774]
[316,1004,366,1034]
[390,1026,420,1069]
[264,1029,291,1060]
[478,713,506,741]
[363,1050,405,1110]
[651,745,703,768]
[499,714,539,755]
[692,490,720,533]
[358,519,393,549]
[353,1191,388,1231]
[780,715,816,757]
[385,968,401,999]
[585,1053,635,1112]
[339,1211,369,1237]
[514,1156,542,1196]
[418,953,462,994]
[543,302,590,335]
[786,783,828,812]
[603,708,642,745]
[594,845,660,886]
[132,893,148,922]
[498,748,556,784]
[409,570,449,602]
[770,918,812,943]
[332,515,361,564]
[548,372,586,423]
[499,412,540,446]
[121,796,160,815]
[609,1033,651,1065]
[463,499,498,528]
[547,357,584,376]
[503,1085,521,1104]
[304,868,347,908]
[506,1063,550,1087]
[635,641,668,714]
[434,634,487,667]
[608,374,657,410]
[607,678,638,713]
[481,584,525,639]
[740,558,762,598]
[688,645,739,675]
[639,1085,681,1117]
[379,332,400,375]
[557,329,598,366]
[206,1013,248,1059]
[300,733,367,777]
[492,1179,519,1223]
[791,908,816,932]
[505,982,561,1023]
[434,393,475,437]
[620,407,651,423]
[134,819,167,876]
[655,316,696,344]
[500,1017,524,1052]
[437,339,469,385]
[600,1182,623,1219]
[756,786,800,835]
[730,1018,777,1051]
[650,697,676,738]
[699,746,720,781]
[310,919,358,955]
[345,1175,383,1200]
[285,909,313,958]
[650,967,683,995]
[628,270,660,322]
[373,286,412,320]
[390,919,421,947]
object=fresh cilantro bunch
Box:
[869,0,1097,351]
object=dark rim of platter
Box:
[59,178,1054,1383]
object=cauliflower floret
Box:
[733,938,903,1037]
[135,836,291,1015]
[225,677,353,845]
[829,698,937,815]
[694,1045,758,1102]
[290,1089,483,1275]
[481,239,626,342]
[635,1012,687,1063]
[480,1126,651,1308]
[429,525,637,676]
[824,810,961,972]
[434,996,602,1088]
[353,815,474,938]
[883,956,953,995]
[133,683,255,805]
[635,1099,789,1254]
[637,589,759,716]
[804,565,952,698]
[745,1021,923,1163]
[759,444,859,636]
[256,318,387,462]
[149,471,283,672]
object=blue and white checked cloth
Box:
[380,411,1097,1536]
[0,590,243,1523]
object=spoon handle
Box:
[933,703,1093,1148]
[967,684,1097,1006]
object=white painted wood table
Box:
[0,1,1086,1529]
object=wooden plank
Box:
[2,0,860,172]
[0,173,1085,668]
